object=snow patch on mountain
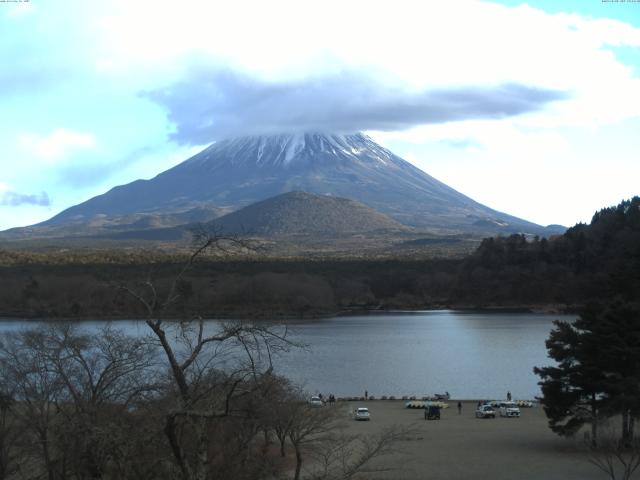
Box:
[187,132,394,169]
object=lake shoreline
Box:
[0,302,579,322]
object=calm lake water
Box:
[0,311,573,400]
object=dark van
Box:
[426,405,441,420]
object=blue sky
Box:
[1,0,639,231]
[494,0,640,26]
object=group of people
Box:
[317,392,336,405]
[451,390,514,415]
[476,391,513,408]
[315,390,513,411]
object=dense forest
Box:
[0,197,638,319]
[457,196,640,307]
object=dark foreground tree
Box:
[0,324,157,479]
[534,316,606,445]
[588,302,640,446]
[0,389,21,480]
[535,301,640,447]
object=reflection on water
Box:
[0,311,573,399]
[274,311,573,399]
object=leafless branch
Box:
[586,421,640,480]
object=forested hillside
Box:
[1,198,638,318]
[455,196,640,306]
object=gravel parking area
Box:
[336,400,604,480]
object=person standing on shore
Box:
[457,401,462,414]
[365,390,368,400]
[507,391,512,401]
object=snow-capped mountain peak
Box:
[187,132,393,169]
[38,130,556,236]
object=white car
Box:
[309,396,323,407]
[354,407,371,421]
[475,404,496,418]
[499,401,521,417]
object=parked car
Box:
[475,404,496,418]
[499,401,521,417]
[309,396,323,407]
[354,407,371,421]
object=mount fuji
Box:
[7,132,562,240]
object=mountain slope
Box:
[0,204,224,241]
[27,132,561,237]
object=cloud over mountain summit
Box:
[145,68,567,144]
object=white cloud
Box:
[17,128,97,162]
[2,0,639,230]
[89,0,640,131]
[6,1,638,137]
[5,2,36,18]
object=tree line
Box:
[458,196,640,306]
[2,197,639,318]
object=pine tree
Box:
[535,301,640,446]
[534,317,607,445]
[587,302,640,445]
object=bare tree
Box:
[0,329,65,480]
[0,390,21,480]
[285,402,412,480]
[287,403,339,480]
[0,227,413,480]
[121,229,298,480]
[307,425,412,480]
[42,324,158,479]
[587,420,640,480]
[0,324,160,480]
[264,376,300,458]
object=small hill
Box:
[210,191,411,236]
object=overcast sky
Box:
[1,0,639,231]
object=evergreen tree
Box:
[587,302,640,445]
[535,301,640,446]
[534,317,607,445]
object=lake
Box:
[0,310,572,400]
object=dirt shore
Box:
[334,400,604,480]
